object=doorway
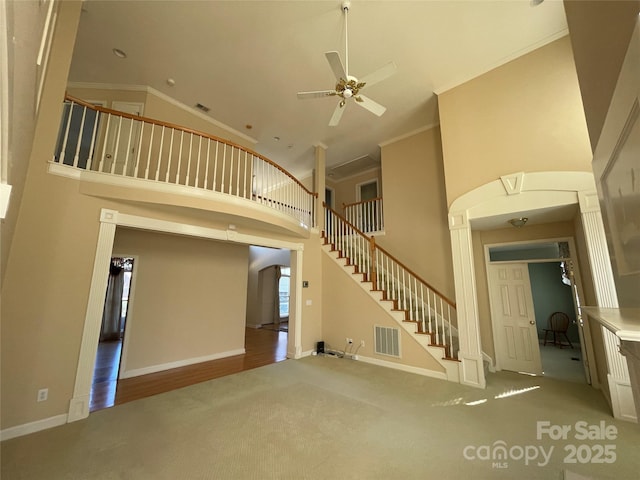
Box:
[90,256,134,412]
[486,240,591,384]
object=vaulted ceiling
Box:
[69,0,568,179]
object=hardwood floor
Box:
[90,327,288,412]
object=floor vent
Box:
[375,326,400,357]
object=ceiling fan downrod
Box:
[343,1,351,78]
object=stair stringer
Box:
[322,244,460,383]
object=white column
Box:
[314,143,326,232]
[449,210,485,388]
[579,191,636,422]
[68,209,118,422]
[289,248,304,359]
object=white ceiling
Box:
[69,0,568,180]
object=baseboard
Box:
[355,354,448,381]
[1,413,68,441]
[119,348,245,379]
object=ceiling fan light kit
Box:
[296,0,397,126]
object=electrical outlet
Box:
[360,340,365,348]
[37,388,48,402]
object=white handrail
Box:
[52,97,316,227]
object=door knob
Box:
[105,154,112,159]
[529,320,535,325]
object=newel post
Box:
[370,236,377,290]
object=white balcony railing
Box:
[52,95,316,227]
[343,197,384,234]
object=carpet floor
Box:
[2,356,639,479]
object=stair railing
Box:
[52,95,317,227]
[324,203,457,357]
[343,197,384,233]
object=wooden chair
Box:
[542,311,573,348]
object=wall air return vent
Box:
[374,325,400,358]
[195,103,211,113]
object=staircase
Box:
[322,204,461,382]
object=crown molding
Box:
[379,123,440,148]
[433,29,569,95]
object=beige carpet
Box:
[2,356,639,479]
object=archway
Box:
[447,171,616,389]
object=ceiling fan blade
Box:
[297,90,336,99]
[356,95,386,117]
[360,62,397,88]
[325,51,346,80]
[329,102,346,126]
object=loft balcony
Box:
[49,96,317,236]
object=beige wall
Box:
[321,254,445,373]
[379,127,454,299]
[471,220,580,361]
[438,36,593,206]
[564,0,640,150]
[2,1,83,286]
[113,228,248,374]
[298,234,323,354]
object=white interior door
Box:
[103,102,143,175]
[488,263,542,375]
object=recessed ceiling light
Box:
[166,78,176,87]
[112,48,127,59]
[273,136,280,141]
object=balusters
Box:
[122,116,134,176]
[86,109,100,171]
[155,126,165,181]
[134,121,144,178]
[165,128,175,183]
[205,139,211,190]
[186,133,194,186]
[72,105,87,168]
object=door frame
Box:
[355,179,378,202]
[68,208,305,423]
[484,236,597,385]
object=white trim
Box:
[355,354,448,381]
[355,178,379,202]
[378,123,440,147]
[68,209,305,423]
[0,181,11,218]
[0,413,68,441]
[120,348,246,379]
[0,0,9,184]
[433,29,569,95]
[67,82,257,145]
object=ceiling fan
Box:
[297,1,397,126]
